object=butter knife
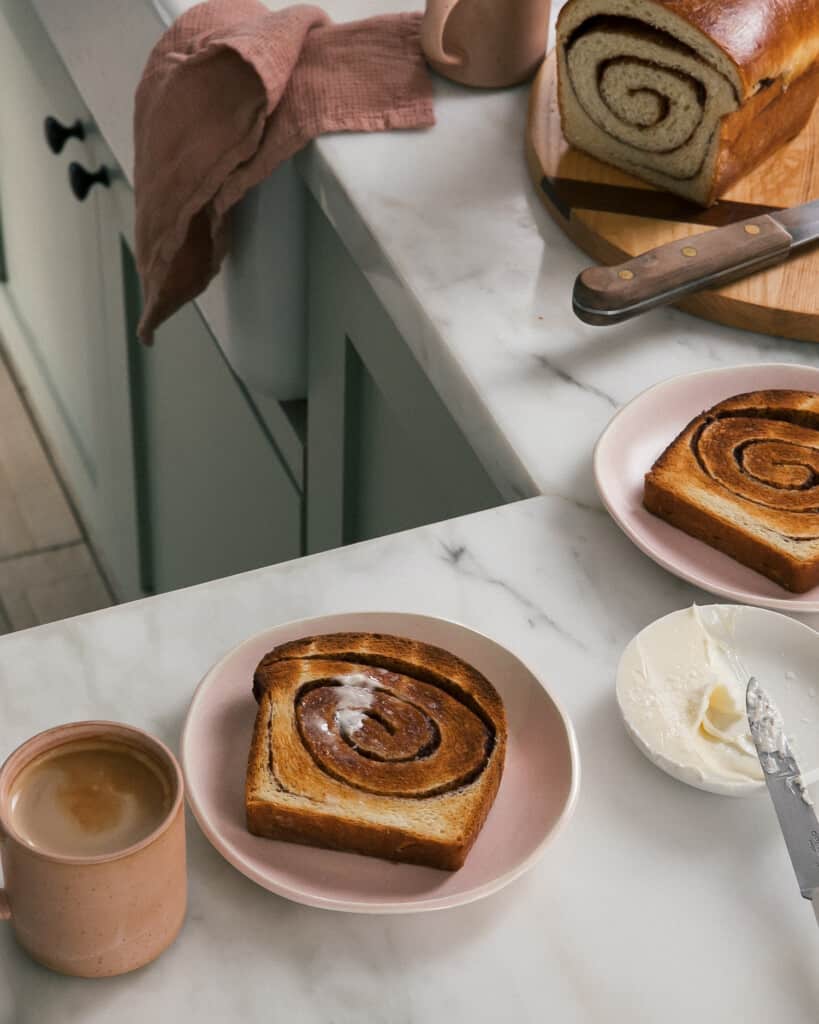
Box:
[746,678,819,926]
[572,199,819,325]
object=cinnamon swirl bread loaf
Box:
[247,633,507,870]
[645,390,819,591]
[557,0,819,204]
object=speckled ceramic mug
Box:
[0,721,186,977]
[422,0,550,88]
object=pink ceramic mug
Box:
[421,0,550,88]
[0,721,186,977]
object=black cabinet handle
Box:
[68,162,110,201]
[44,116,84,154]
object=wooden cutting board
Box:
[526,52,819,342]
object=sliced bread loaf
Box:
[557,0,819,204]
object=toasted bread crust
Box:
[708,62,819,203]
[643,478,819,592]
[246,633,507,870]
[654,0,819,95]
[644,389,819,592]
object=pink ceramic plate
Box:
[181,612,579,913]
[595,363,819,612]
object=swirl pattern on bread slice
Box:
[556,0,819,204]
[247,633,507,869]
[644,390,819,592]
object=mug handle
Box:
[0,826,9,921]
[421,0,465,67]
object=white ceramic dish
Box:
[181,611,580,913]
[616,604,819,796]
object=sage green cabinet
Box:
[0,0,141,598]
[0,0,303,600]
[0,1,507,605]
[118,247,303,594]
[306,200,502,553]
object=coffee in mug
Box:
[9,740,172,859]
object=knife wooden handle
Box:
[573,214,793,325]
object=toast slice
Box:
[247,633,506,870]
[644,389,819,592]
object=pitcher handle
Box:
[421,0,465,67]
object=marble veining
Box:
[1,497,818,1021]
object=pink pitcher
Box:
[422,0,550,88]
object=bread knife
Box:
[572,198,819,325]
[746,678,819,927]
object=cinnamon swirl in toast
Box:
[644,390,819,592]
[246,633,507,870]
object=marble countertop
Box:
[2,495,818,1020]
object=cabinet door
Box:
[84,135,142,601]
[307,200,503,553]
[0,1,115,575]
[117,241,303,594]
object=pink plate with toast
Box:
[594,362,819,612]
[181,611,579,913]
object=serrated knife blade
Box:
[746,678,819,924]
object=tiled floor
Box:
[0,350,114,635]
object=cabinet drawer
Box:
[121,244,303,593]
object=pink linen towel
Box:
[134,0,434,342]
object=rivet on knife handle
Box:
[572,214,793,326]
